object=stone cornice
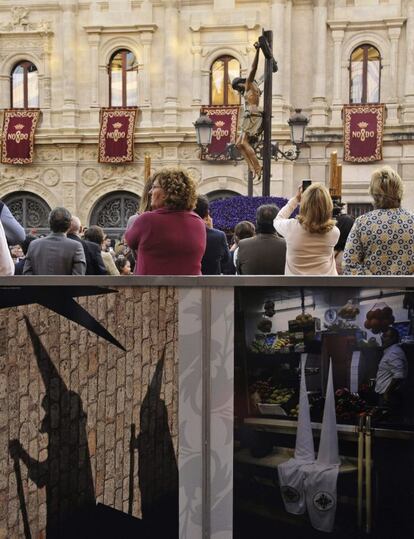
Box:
[327,18,406,32]
[190,22,260,33]
[83,24,158,34]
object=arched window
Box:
[3,192,51,235]
[90,191,140,238]
[11,61,39,108]
[210,56,241,106]
[349,45,381,104]
[207,189,240,201]
[109,49,138,107]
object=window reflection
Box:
[109,49,138,107]
[210,56,241,106]
[11,62,38,108]
[350,45,380,104]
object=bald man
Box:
[67,216,107,275]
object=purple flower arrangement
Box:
[210,196,295,232]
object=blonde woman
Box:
[274,182,339,275]
[343,166,414,275]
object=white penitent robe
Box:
[278,354,315,514]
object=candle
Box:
[329,151,338,195]
[336,163,342,198]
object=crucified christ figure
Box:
[232,42,263,182]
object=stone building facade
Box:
[0,0,413,234]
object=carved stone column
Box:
[191,30,202,107]
[87,32,100,108]
[330,26,345,125]
[387,23,401,124]
[311,0,328,126]
[403,1,414,122]
[271,0,286,123]
[164,0,178,128]
[60,1,77,128]
[140,31,153,128]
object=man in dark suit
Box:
[67,216,107,275]
[194,195,230,275]
[23,207,86,275]
[236,204,286,275]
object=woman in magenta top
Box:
[125,167,206,275]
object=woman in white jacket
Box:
[0,220,15,275]
[274,183,339,275]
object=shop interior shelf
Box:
[235,447,358,475]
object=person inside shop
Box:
[375,327,407,414]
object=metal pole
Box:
[262,29,273,197]
[248,169,254,197]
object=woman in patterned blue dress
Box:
[343,166,414,275]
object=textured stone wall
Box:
[0,286,178,538]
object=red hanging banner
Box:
[98,108,137,163]
[343,104,385,163]
[1,109,40,164]
[200,105,239,160]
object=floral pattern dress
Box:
[342,208,414,275]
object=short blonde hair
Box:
[297,183,336,234]
[369,166,403,209]
[153,167,197,211]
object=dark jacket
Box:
[201,227,230,275]
[67,233,107,275]
[236,233,286,275]
[23,233,86,275]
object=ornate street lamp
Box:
[271,108,309,161]
[193,113,213,156]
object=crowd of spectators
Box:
[1,164,413,277]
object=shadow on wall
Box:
[7,317,178,539]
[9,317,95,539]
[132,350,179,539]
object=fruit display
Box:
[364,305,395,334]
[257,318,273,333]
[249,380,273,402]
[338,300,360,320]
[249,334,275,354]
[264,300,276,317]
[272,332,291,352]
[335,388,366,422]
[266,387,295,405]
[294,312,314,324]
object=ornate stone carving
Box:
[41,168,60,187]
[102,165,141,181]
[35,148,61,161]
[78,147,97,161]
[1,167,40,181]
[179,145,200,160]
[82,168,100,187]
[134,147,162,160]
[0,8,51,34]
